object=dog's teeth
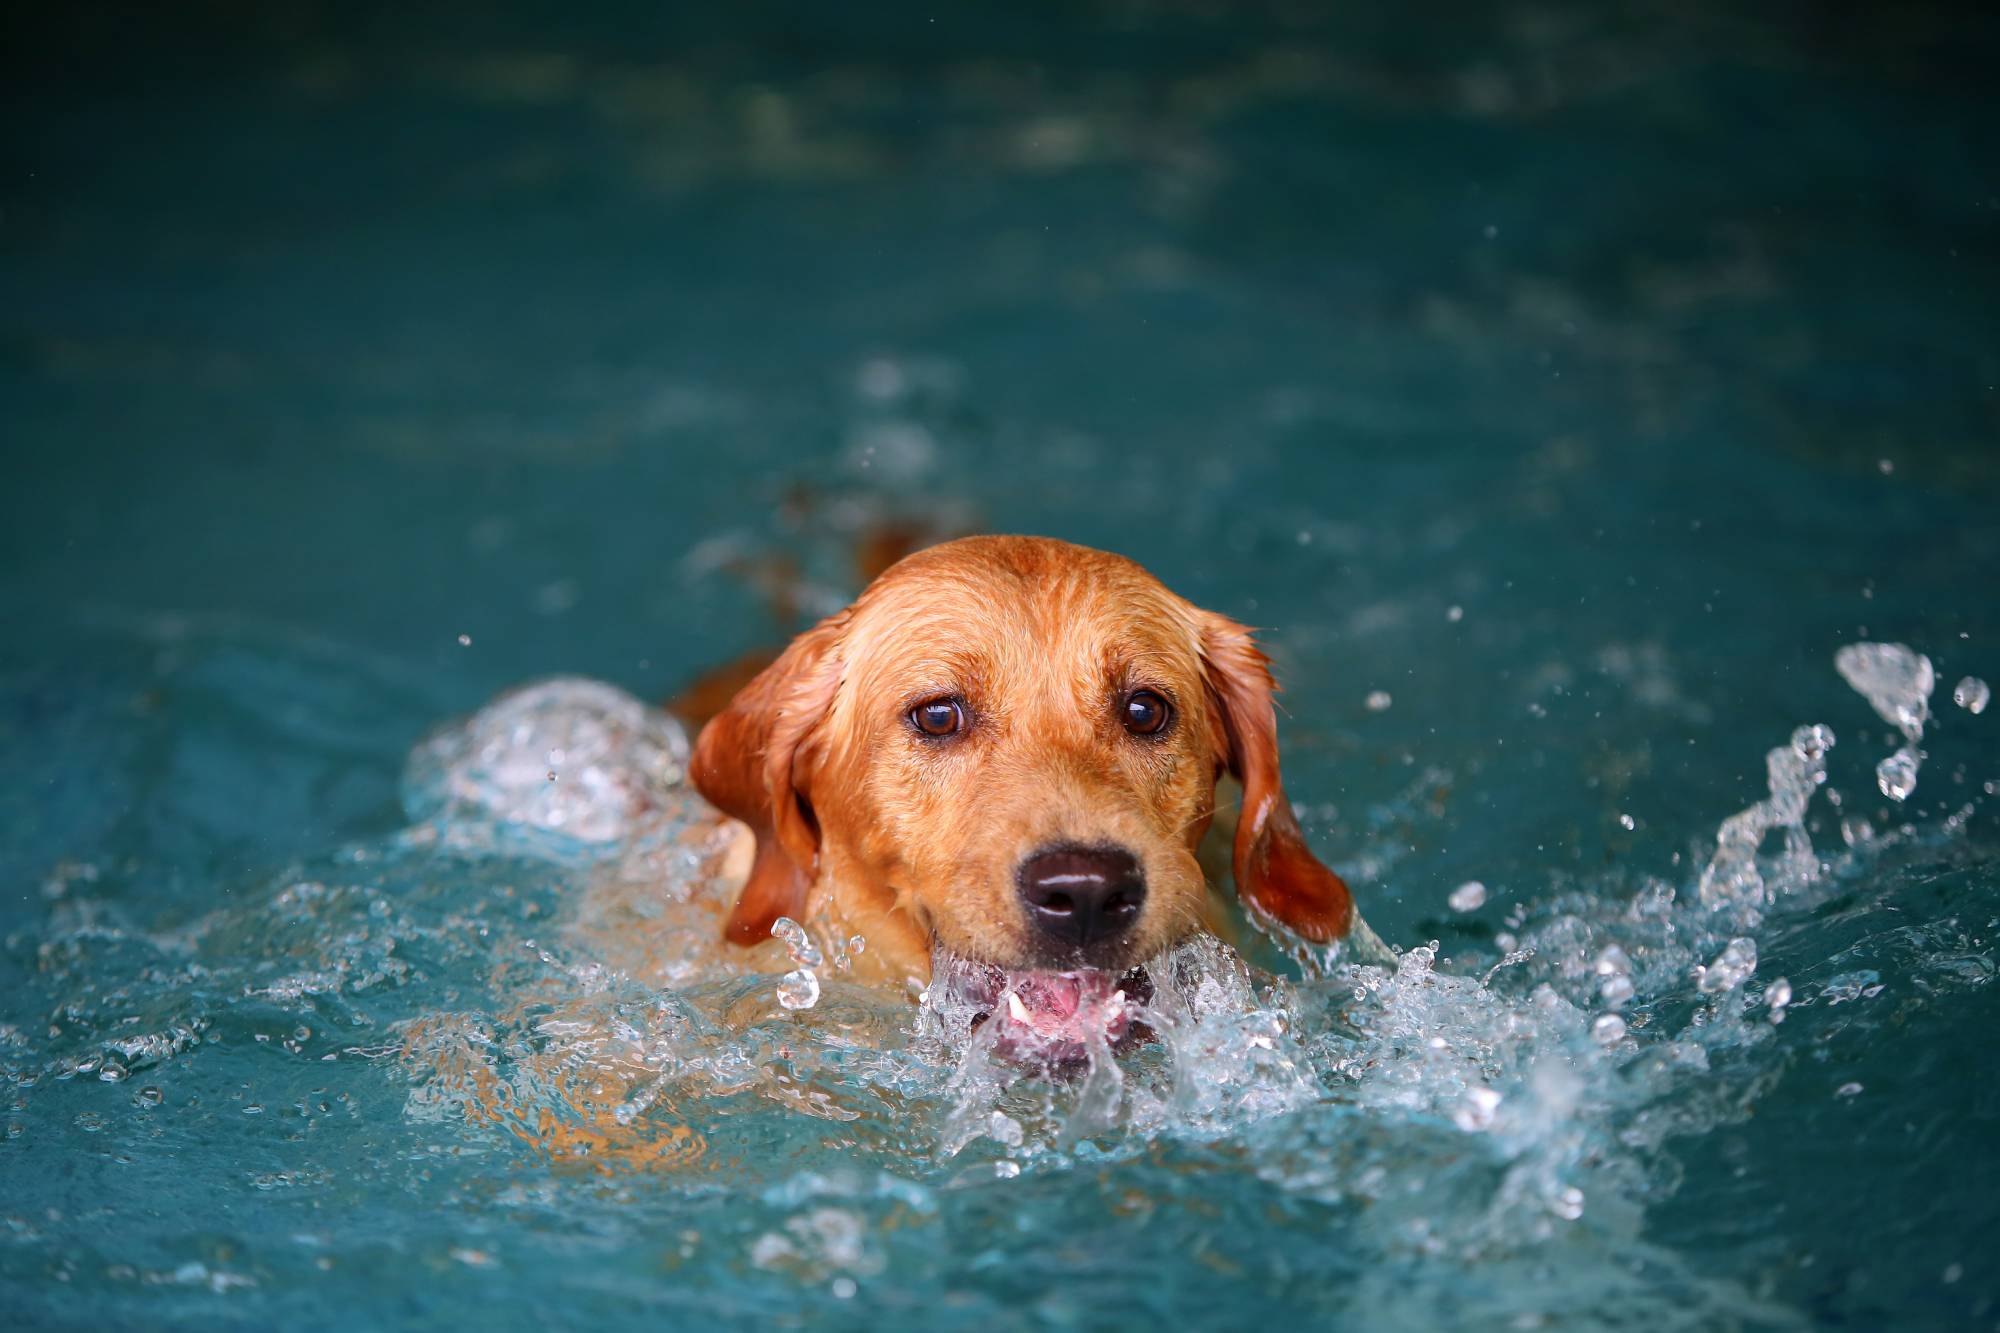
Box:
[1005,992,1032,1024]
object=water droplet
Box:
[1944,1263,1964,1285]
[1840,815,1874,847]
[1446,605,1464,623]
[1790,723,1834,763]
[776,968,821,1010]
[1591,1014,1626,1044]
[1617,813,1636,831]
[456,634,472,647]
[1592,944,1632,976]
[1447,881,1487,912]
[1954,676,1990,714]
[771,917,823,968]
[1598,974,1635,1009]
[1835,1081,1863,1098]
[1550,1186,1585,1220]
[1365,690,1393,713]
[1694,937,1758,993]
[1452,1086,1502,1131]
[1765,978,1792,1011]
[1876,747,1919,801]
[832,1277,857,1300]
[1835,642,1934,738]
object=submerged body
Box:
[689,535,1362,1038]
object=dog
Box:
[690,535,1362,1042]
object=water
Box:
[5,3,1999,1329]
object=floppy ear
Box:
[690,611,848,946]
[1200,614,1355,942]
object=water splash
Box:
[1835,642,1935,803]
[1698,724,1832,911]
[5,638,1993,1329]
[402,676,695,848]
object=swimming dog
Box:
[690,535,1361,1042]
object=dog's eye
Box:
[910,698,966,738]
[1122,689,1171,736]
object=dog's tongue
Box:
[993,969,1133,1046]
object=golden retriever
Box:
[690,535,1359,1040]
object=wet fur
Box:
[690,535,1355,989]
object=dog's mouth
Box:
[934,957,1155,1060]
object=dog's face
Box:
[691,536,1353,990]
[822,544,1219,974]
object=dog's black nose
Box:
[1016,846,1146,948]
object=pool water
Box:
[3,3,1997,1328]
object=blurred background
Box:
[5,0,1994,905]
[2,3,1998,1325]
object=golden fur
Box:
[691,535,1355,989]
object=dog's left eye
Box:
[910,698,966,738]
[1122,689,1172,736]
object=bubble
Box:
[1876,747,1919,802]
[1954,676,1990,714]
[1447,881,1488,912]
[134,1086,163,1108]
[1592,945,1632,976]
[1694,938,1758,994]
[776,969,821,1011]
[1365,690,1393,713]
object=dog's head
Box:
[690,535,1353,992]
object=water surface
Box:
[3,3,1997,1328]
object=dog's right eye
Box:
[910,698,966,738]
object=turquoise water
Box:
[4,3,1998,1328]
